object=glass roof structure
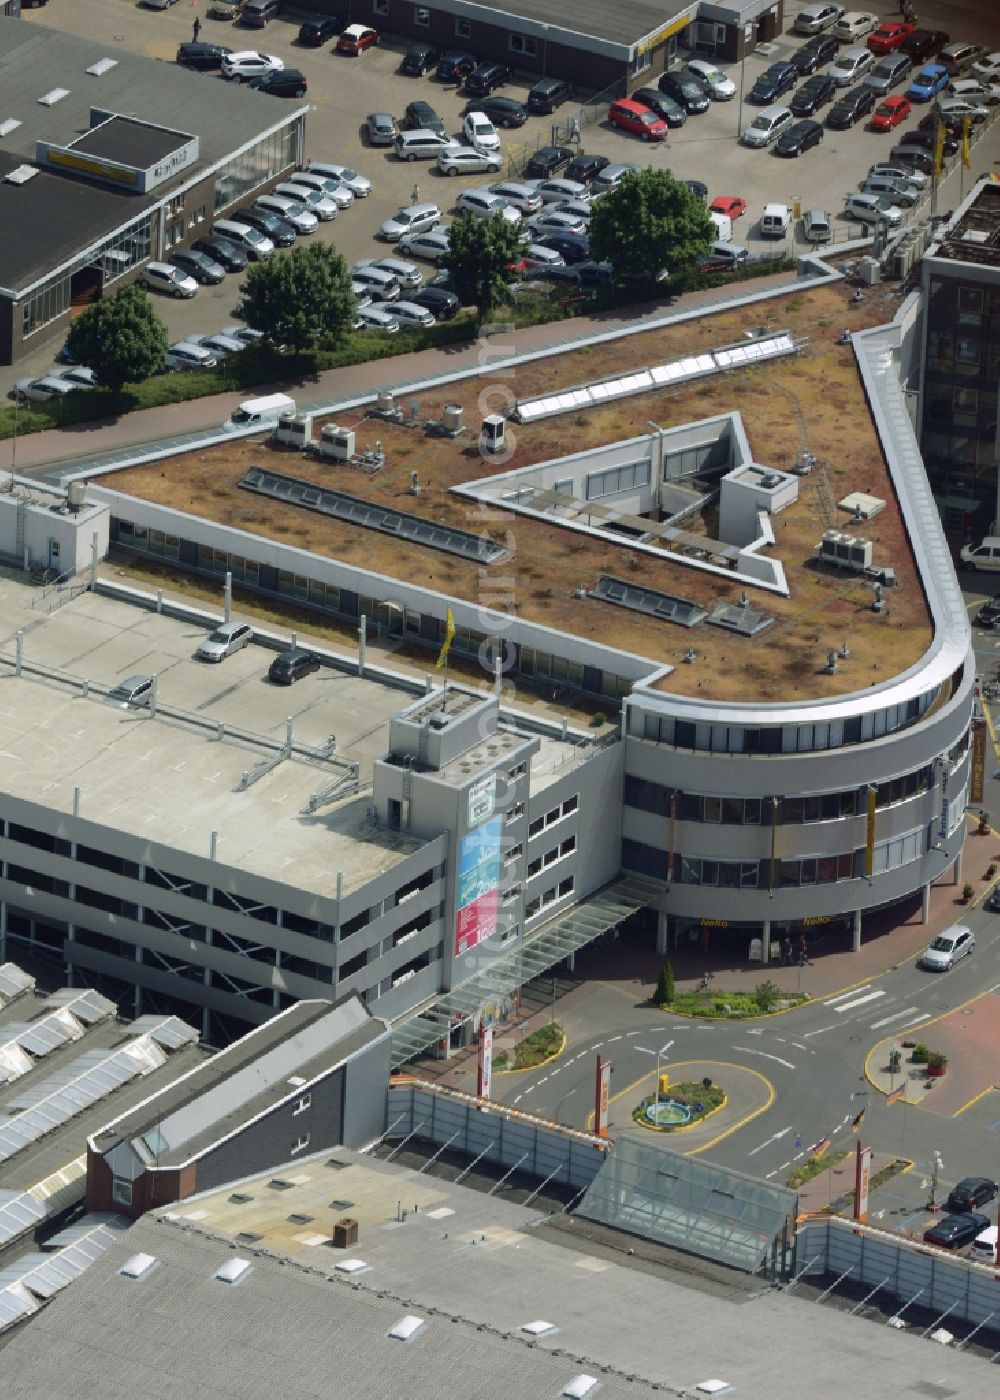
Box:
[0,964,34,1005]
[0,1214,128,1335]
[577,1137,797,1276]
[391,874,659,1066]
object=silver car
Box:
[357,305,400,334]
[143,261,198,298]
[437,145,504,177]
[530,177,591,204]
[592,162,642,193]
[392,301,436,329]
[306,162,372,197]
[488,181,543,214]
[13,375,77,404]
[288,171,354,209]
[105,674,154,710]
[196,621,254,663]
[165,341,218,371]
[190,333,246,359]
[273,183,338,221]
[356,256,423,289]
[397,228,452,262]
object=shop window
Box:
[415,5,429,23]
[509,33,537,55]
[454,17,470,36]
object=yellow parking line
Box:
[953,1085,999,1118]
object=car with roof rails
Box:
[404,100,446,135]
[336,24,378,54]
[307,162,371,197]
[437,49,477,83]
[273,182,339,219]
[170,249,226,284]
[631,88,687,127]
[196,621,253,663]
[282,170,353,208]
[867,21,915,55]
[827,83,876,126]
[465,61,511,96]
[790,35,838,75]
[871,94,911,130]
[488,180,543,214]
[268,650,320,685]
[462,96,527,128]
[750,62,799,103]
[456,188,522,224]
[564,153,611,183]
[792,3,844,35]
[658,71,710,112]
[907,63,949,101]
[791,74,837,115]
[192,235,247,271]
[527,77,573,113]
[685,59,736,99]
[830,45,874,85]
[438,144,503,176]
[176,41,232,71]
[105,674,155,709]
[356,256,423,289]
[366,112,398,146]
[462,111,500,151]
[221,50,283,80]
[379,202,443,241]
[524,146,574,179]
[832,11,877,42]
[530,177,591,204]
[143,262,198,298]
[247,68,307,97]
[900,28,950,63]
[401,43,439,75]
[298,15,340,46]
[398,227,451,262]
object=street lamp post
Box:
[929,1149,944,1209]
[654,1039,674,1122]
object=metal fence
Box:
[504,78,627,178]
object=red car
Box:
[709,195,747,220]
[867,21,916,55]
[336,23,379,55]
[871,95,912,130]
[608,98,668,142]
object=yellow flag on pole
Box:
[961,115,972,170]
[436,607,456,670]
[934,119,946,178]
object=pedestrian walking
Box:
[782,937,793,967]
[411,182,420,204]
[192,15,201,42]
[569,117,581,145]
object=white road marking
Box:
[825,984,872,1005]
[870,1006,921,1029]
[549,1067,560,1076]
[777,1160,791,1172]
[635,1047,657,1055]
[745,1028,763,1036]
[790,1042,808,1051]
[738,1048,796,1069]
[832,990,886,1013]
[592,1042,604,1050]
[896,1012,931,1030]
[773,1037,785,1043]
[608,1035,622,1042]
[672,1024,691,1030]
[536,1076,548,1086]
[803,1024,838,1037]
[765,1170,778,1178]
[748,1126,794,1157]
[513,1094,523,1104]
[626,1030,643,1036]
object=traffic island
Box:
[653,978,810,1020]
[493,1021,565,1074]
[633,1078,726,1132]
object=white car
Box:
[919,924,974,972]
[273,183,338,220]
[53,366,98,389]
[831,10,877,41]
[350,281,374,307]
[351,264,402,301]
[488,181,543,214]
[357,305,400,334]
[357,256,423,288]
[287,171,354,209]
[437,144,504,177]
[392,301,436,329]
[398,228,452,261]
[228,327,265,347]
[165,341,218,371]
[306,161,372,197]
[552,198,595,224]
[379,203,442,241]
[685,59,736,99]
[949,78,1000,106]
[939,95,989,124]
[190,332,246,359]
[528,209,589,237]
[455,189,521,224]
[143,261,198,298]
[13,375,77,403]
[196,621,253,663]
[221,51,284,81]
[972,51,1000,82]
[462,112,501,151]
[530,177,591,205]
[254,196,319,233]
[523,243,566,268]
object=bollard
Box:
[358,614,367,678]
[15,630,23,677]
[156,589,163,614]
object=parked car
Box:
[524,146,574,179]
[750,62,799,103]
[297,16,340,46]
[864,53,913,95]
[899,28,950,63]
[831,11,878,42]
[939,95,989,126]
[465,61,510,96]
[401,43,439,75]
[268,650,320,685]
[791,74,837,114]
[869,160,928,188]
[528,209,589,237]
[830,45,875,85]
[531,177,591,204]
[366,111,398,145]
[949,78,1000,107]
[196,621,254,663]
[867,21,916,55]
[337,24,379,55]
[248,68,307,97]
[946,1178,998,1213]
[165,341,218,371]
[909,120,959,155]
[190,332,246,359]
[220,50,283,80]
[307,161,372,197]
[685,59,736,99]
[564,153,611,183]
[862,174,918,205]
[397,227,452,261]
[608,97,668,141]
[456,189,521,224]
[207,0,241,15]
[827,84,876,126]
[889,141,934,173]
[273,182,339,219]
[527,77,573,114]
[592,161,642,192]
[710,195,747,220]
[12,375,78,404]
[972,51,1000,81]
[402,100,444,135]
[392,301,436,329]
[379,202,443,241]
[254,194,319,233]
[240,0,283,24]
[436,50,477,83]
[685,179,708,200]
[801,207,832,241]
[940,42,988,77]
[522,243,567,269]
[52,366,98,390]
[462,111,500,150]
[742,104,795,147]
[237,205,296,246]
[549,197,593,223]
[791,34,838,75]
[394,129,452,161]
[176,41,232,71]
[350,264,401,300]
[907,63,949,101]
[631,88,687,126]
[775,118,824,155]
[192,234,248,270]
[538,231,591,264]
[919,923,974,970]
[871,95,911,130]
[408,286,460,319]
[462,96,527,128]
[844,190,903,224]
[170,249,226,284]
[142,262,198,297]
[105,674,155,709]
[488,180,543,214]
[438,144,503,176]
[658,71,710,112]
[356,305,399,334]
[923,1212,990,1251]
[792,3,845,35]
[356,256,423,289]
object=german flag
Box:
[811,1136,831,1159]
[851,1107,865,1133]
[886,1084,905,1106]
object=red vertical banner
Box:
[477,1024,493,1102]
[595,1056,611,1138]
[971,719,986,806]
[854,1142,872,1223]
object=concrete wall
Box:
[0,488,108,575]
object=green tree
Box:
[240,243,356,353]
[65,283,168,392]
[589,168,714,285]
[654,958,675,1007]
[442,212,527,320]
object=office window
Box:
[293,1093,312,1115]
[509,33,537,55]
[455,17,470,36]
[112,1176,133,1206]
[291,1132,311,1154]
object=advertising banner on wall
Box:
[467,773,496,827]
[455,815,503,958]
[971,719,986,806]
[477,1024,493,1100]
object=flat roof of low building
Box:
[71,116,187,168]
[97,283,933,704]
[928,177,1000,268]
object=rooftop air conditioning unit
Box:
[817,530,872,572]
[318,424,355,462]
[274,411,313,449]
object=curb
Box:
[862,985,994,1101]
[652,992,811,1023]
[494,1029,568,1076]
[632,1090,728,1134]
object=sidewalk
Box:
[868,985,1000,1113]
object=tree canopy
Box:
[589,169,715,284]
[239,242,356,352]
[65,283,169,391]
[442,213,526,319]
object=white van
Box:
[228,393,296,427]
[213,218,274,259]
[708,209,733,243]
[961,537,1000,572]
[970,1224,998,1263]
[742,104,793,147]
[760,203,791,238]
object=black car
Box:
[268,650,321,685]
[890,142,934,173]
[192,235,248,271]
[946,1177,999,1213]
[684,178,708,201]
[539,231,591,264]
[790,73,836,115]
[775,118,824,156]
[401,43,439,75]
[658,71,710,113]
[565,152,611,183]
[465,61,510,96]
[790,34,838,75]
[297,15,339,45]
[748,62,798,103]
[912,119,960,155]
[577,259,615,286]
[404,100,445,134]
[461,95,527,128]
[176,41,232,71]
[899,28,949,63]
[436,49,477,83]
[408,286,460,320]
[247,68,308,97]
[524,145,574,178]
[170,249,226,284]
[237,206,296,247]
[923,1211,990,1251]
[241,0,283,23]
[975,593,1000,628]
[631,87,687,127]
[827,83,876,129]
[527,77,573,114]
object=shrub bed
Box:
[493,1021,563,1072]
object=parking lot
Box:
[15,0,1000,384]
